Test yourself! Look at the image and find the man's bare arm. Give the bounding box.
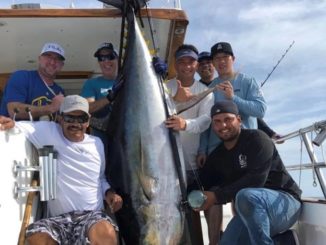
[7,94,64,119]
[86,97,110,114]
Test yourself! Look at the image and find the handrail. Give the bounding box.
[286,162,326,171]
[274,119,326,198]
[274,120,326,143]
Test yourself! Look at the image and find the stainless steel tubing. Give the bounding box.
[38,147,49,201]
[44,145,54,200]
[52,151,58,199]
[13,182,41,199]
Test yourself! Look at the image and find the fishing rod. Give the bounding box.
[261,40,295,87]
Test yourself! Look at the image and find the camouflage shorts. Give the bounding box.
[26,210,118,245]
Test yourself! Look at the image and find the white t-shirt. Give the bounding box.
[166,79,213,170]
[16,121,110,217]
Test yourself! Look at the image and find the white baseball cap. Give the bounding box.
[60,95,89,114]
[40,42,65,60]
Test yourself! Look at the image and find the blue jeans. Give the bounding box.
[220,188,301,245]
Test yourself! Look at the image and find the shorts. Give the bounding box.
[26,210,118,245]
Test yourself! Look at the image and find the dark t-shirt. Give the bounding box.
[197,129,301,204]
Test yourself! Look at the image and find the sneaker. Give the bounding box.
[272,229,299,245]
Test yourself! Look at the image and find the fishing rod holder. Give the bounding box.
[312,120,326,146]
[13,145,58,201]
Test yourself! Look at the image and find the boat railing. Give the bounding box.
[274,119,326,198]
[13,146,58,201]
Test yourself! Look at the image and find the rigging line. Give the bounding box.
[144,1,157,53]
[117,0,127,73]
[130,0,145,28]
[261,40,295,87]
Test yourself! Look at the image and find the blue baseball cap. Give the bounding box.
[198,51,212,62]
[175,48,198,61]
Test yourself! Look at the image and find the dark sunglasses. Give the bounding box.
[62,114,89,124]
[97,54,117,62]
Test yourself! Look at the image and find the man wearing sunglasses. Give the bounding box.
[0,95,123,244]
[81,42,119,148]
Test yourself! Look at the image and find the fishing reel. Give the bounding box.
[187,190,207,209]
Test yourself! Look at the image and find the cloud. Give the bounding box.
[181,0,326,168]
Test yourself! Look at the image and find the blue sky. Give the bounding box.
[1,0,325,194]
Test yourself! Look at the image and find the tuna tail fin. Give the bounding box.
[98,0,150,10]
[175,85,217,114]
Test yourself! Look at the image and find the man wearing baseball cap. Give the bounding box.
[80,42,119,148]
[196,51,223,245]
[198,41,267,161]
[0,95,123,244]
[165,44,213,176]
[191,100,302,245]
[0,42,65,121]
[210,41,266,128]
[197,51,215,87]
[165,44,214,243]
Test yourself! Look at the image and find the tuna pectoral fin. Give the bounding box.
[175,85,217,114]
[138,170,157,202]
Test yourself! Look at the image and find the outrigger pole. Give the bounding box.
[261,40,295,87]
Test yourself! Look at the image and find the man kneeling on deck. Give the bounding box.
[189,100,302,245]
[0,95,122,245]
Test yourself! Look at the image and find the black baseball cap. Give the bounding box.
[211,42,234,57]
[94,42,118,58]
[211,100,239,117]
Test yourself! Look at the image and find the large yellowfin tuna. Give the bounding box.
[103,2,185,244]
[100,1,216,244]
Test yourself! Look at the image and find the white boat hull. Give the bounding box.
[0,129,38,243]
[296,201,326,245]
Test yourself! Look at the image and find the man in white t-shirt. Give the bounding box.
[0,95,122,245]
[165,44,214,182]
[165,44,214,244]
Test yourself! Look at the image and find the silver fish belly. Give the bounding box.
[106,12,184,245]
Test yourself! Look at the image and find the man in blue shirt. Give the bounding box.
[80,42,118,149]
[0,42,65,121]
[198,42,267,164]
